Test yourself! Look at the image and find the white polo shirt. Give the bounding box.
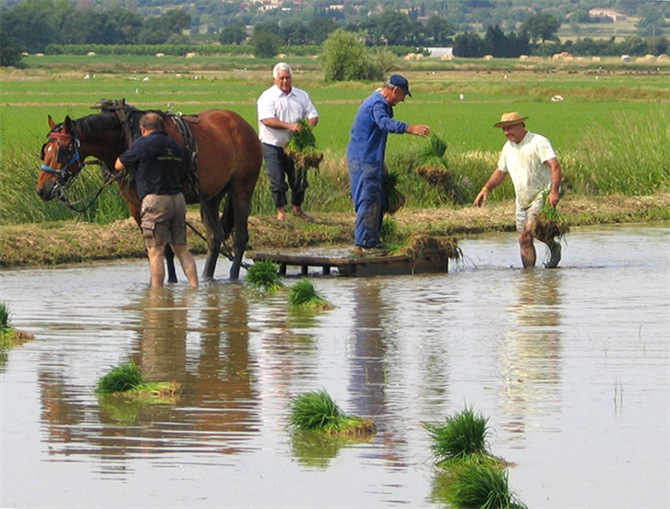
[498,131,557,208]
[257,85,319,148]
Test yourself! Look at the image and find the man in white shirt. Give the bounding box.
[257,62,319,221]
[474,112,563,269]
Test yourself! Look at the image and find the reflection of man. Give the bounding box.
[114,113,198,287]
[257,62,319,222]
[474,112,563,269]
[347,75,430,256]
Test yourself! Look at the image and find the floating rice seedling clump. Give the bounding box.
[246,259,284,292]
[288,278,333,310]
[289,390,377,436]
[0,302,34,348]
[447,464,527,509]
[382,170,405,215]
[532,189,570,245]
[424,406,494,465]
[96,361,179,399]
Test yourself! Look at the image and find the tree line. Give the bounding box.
[1,0,668,67]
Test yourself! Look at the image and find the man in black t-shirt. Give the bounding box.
[114,113,198,287]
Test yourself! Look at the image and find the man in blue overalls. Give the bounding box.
[346,75,431,256]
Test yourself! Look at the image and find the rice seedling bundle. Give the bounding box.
[289,390,377,436]
[424,406,491,463]
[401,235,462,261]
[382,170,405,214]
[0,303,10,330]
[288,278,332,310]
[532,190,570,244]
[447,464,527,509]
[96,361,178,398]
[285,119,324,172]
[245,259,284,292]
[0,302,35,347]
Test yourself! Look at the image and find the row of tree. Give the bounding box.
[1,0,668,67]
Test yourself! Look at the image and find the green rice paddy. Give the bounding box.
[1,57,668,226]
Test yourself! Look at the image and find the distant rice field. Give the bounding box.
[1,61,668,225]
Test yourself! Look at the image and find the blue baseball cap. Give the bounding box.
[388,74,412,97]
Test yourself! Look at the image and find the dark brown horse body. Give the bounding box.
[36,102,262,280]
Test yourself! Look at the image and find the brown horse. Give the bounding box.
[36,101,262,281]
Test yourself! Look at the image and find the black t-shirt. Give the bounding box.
[119,130,184,201]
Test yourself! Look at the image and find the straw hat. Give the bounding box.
[493,112,528,128]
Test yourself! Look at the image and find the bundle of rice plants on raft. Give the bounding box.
[289,390,377,436]
[400,235,462,262]
[96,361,179,399]
[383,170,405,215]
[446,464,527,509]
[285,119,323,171]
[532,190,570,245]
[424,406,497,466]
[246,259,284,292]
[288,278,333,310]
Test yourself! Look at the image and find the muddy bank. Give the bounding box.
[1,193,668,268]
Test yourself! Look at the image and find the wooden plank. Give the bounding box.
[249,249,448,277]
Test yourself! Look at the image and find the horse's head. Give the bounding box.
[36,115,83,201]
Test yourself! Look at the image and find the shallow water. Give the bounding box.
[1,224,668,508]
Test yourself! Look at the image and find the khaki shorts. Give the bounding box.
[515,195,544,232]
[140,193,187,248]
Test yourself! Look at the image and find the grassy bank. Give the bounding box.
[1,193,667,268]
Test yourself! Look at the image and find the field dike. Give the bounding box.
[1,193,668,268]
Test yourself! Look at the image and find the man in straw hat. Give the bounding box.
[474,112,563,268]
[347,74,431,256]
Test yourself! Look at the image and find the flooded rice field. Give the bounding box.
[1,223,668,508]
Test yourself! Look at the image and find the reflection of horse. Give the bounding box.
[36,100,262,280]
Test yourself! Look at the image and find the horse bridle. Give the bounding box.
[40,129,83,193]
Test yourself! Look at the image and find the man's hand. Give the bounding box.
[406,124,431,137]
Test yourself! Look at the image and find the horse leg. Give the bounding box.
[165,245,178,283]
[223,188,252,281]
[200,196,224,280]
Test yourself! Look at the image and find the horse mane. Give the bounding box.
[75,111,124,135]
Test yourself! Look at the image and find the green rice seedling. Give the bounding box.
[286,118,323,170]
[532,189,570,245]
[0,303,10,330]
[424,406,492,465]
[447,464,527,509]
[418,134,449,169]
[0,303,34,348]
[289,389,377,436]
[96,361,145,394]
[245,259,284,292]
[383,170,406,214]
[96,361,178,398]
[288,278,332,310]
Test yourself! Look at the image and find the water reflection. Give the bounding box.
[500,270,563,440]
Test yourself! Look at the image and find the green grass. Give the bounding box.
[245,259,284,292]
[446,464,527,509]
[96,360,176,397]
[2,68,668,225]
[0,303,9,330]
[424,405,492,465]
[289,390,376,436]
[288,278,332,309]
